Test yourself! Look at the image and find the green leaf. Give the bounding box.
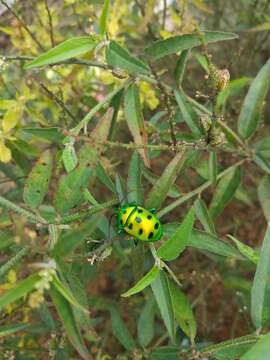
[254,137,270,158]
[164,224,243,259]
[194,198,215,234]
[109,307,136,352]
[127,151,143,204]
[228,235,259,264]
[145,150,186,209]
[22,127,65,142]
[216,77,251,110]
[124,84,149,167]
[49,283,91,360]
[106,41,150,75]
[145,31,238,61]
[149,346,179,360]
[201,334,260,360]
[253,154,270,174]
[96,162,115,193]
[143,167,181,198]
[137,297,156,348]
[151,271,175,343]
[209,167,241,219]
[251,223,270,328]
[0,323,29,338]
[174,50,189,87]
[238,58,270,139]
[209,152,217,185]
[258,175,270,220]
[174,89,202,136]
[0,273,40,312]
[115,173,127,204]
[23,150,53,209]
[169,281,196,342]
[25,36,98,69]
[157,207,195,261]
[52,275,89,314]
[241,333,270,360]
[99,0,110,35]
[122,265,159,297]
[62,144,78,173]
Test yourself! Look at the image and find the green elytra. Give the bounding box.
[116,203,163,242]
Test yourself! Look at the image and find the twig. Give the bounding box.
[39,82,78,125]
[0,0,45,51]
[44,0,55,47]
[157,159,246,218]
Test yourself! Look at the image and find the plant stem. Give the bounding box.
[70,82,128,135]
[0,195,48,224]
[157,159,246,218]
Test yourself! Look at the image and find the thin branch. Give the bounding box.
[44,0,55,47]
[39,82,78,125]
[162,0,167,30]
[0,0,45,51]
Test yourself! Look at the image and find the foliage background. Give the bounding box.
[0,0,270,359]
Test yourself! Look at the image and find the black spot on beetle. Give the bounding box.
[120,220,123,225]
[147,215,152,220]
[135,217,142,223]
[148,232,154,239]
[139,228,143,235]
[128,223,133,230]
[138,209,143,213]
[154,222,159,229]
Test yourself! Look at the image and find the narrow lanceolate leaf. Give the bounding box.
[174,89,202,136]
[122,265,159,297]
[23,150,53,209]
[194,198,215,234]
[201,334,260,360]
[251,223,270,328]
[96,162,115,193]
[164,224,243,259]
[216,77,251,110]
[25,36,98,69]
[258,176,270,220]
[50,283,92,360]
[145,31,238,61]
[169,281,196,342]
[106,41,150,75]
[241,333,270,360]
[52,276,89,314]
[174,50,189,87]
[157,207,195,261]
[124,84,149,167]
[127,151,143,204]
[209,167,241,219]
[137,297,156,348]
[145,150,186,209]
[99,0,110,35]
[228,235,259,264]
[143,168,181,198]
[151,271,175,343]
[253,154,270,174]
[0,323,29,338]
[22,127,65,142]
[109,307,136,352]
[209,152,217,185]
[0,274,40,312]
[238,58,270,139]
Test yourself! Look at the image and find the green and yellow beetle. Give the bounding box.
[116,203,163,242]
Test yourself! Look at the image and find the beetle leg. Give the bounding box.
[148,208,156,214]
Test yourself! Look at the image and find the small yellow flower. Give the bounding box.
[139,81,159,110]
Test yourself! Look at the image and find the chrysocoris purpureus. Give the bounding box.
[116,203,163,242]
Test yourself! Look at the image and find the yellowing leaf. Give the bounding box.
[0,141,12,163]
[2,107,22,133]
[0,100,17,110]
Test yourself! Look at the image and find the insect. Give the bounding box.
[116,203,163,242]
